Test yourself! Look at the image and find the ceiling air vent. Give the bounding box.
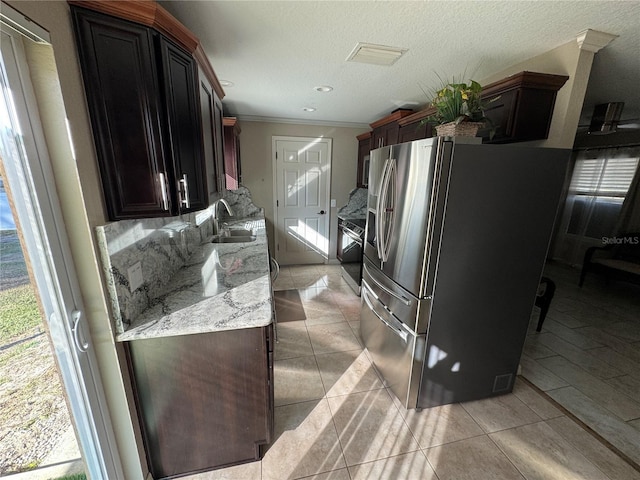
[346,42,408,66]
[588,102,624,134]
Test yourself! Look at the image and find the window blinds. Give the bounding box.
[570,156,639,197]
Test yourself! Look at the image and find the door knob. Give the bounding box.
[317,210,326,215]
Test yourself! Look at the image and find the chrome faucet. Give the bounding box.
[212,198,234,234]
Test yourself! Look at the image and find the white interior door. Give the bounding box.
[0,22,123,479]
[273,136,331,265]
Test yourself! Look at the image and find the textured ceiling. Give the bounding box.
[160,1,640,128]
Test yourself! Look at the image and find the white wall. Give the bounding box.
[238,120,369,261]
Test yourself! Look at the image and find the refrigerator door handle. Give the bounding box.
[380,158,396,263]
[363,263,411,306]
[362,280,409,344]
[375,158,390,260]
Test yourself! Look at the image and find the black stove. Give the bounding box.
[337,217,366,295]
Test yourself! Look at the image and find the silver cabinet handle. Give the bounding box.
[71,310,89,353]
[180,174,190,208]
[159,173,169,211]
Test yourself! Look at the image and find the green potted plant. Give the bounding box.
[423,77,495,137]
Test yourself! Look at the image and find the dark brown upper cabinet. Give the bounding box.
[223,117,241,191]
[398,116,433,143]
[197,66,225,204]
[158,37,208,212]
[370,109,414,149]
[71,6,210,220]
[479,71,569,143]
[356,132,371,188]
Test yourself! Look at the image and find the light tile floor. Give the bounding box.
[523,261,640,467]
[185,263,640,480]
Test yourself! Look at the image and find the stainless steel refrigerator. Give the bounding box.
[360,137,569,410]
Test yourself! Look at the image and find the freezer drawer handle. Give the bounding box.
[362,281,409,343]
[363,264,411,306]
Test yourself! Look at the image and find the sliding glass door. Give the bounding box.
[1,21,123,480]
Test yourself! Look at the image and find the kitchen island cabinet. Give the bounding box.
[126,325,274,479]
[102,214,276,478]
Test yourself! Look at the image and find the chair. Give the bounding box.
[534,276,555,332]
[579,233,640,287]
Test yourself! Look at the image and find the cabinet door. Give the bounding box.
[480,89,519,143]
[213,94,226,193]
[158,37,207,212]
[356,136,371,188]
[372,122,400,148]
[223,124,240,190]
[127,327,271,478]
[71,7,171,219]
[398,121,432,143]
[197,67,220,203]
[385,122,400,146]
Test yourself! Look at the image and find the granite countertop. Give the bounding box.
[337,187,367,221]
[116,216,272,341]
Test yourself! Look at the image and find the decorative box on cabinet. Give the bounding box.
[70,1,226,219]
[126,325,274,479]
[223,117,242,190]
[479,71,569,143]
[369,109,414,148]
[356,132,371,188]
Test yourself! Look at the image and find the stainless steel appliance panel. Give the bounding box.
[364,145,391,266]
[362,258,431,333]
[366,145,391,210]
[360,276,425,409]
[376,140,438,297]
[417,143,570,408]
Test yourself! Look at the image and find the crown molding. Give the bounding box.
[235,115,369,129]
[576,29,618,53]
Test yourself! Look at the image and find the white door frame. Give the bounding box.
[0,22,124,480]
[272,135,332,265]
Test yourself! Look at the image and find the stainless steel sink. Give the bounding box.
[211,235,256,244]
[227,228,254,236]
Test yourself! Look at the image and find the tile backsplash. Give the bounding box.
[96,186,261,335]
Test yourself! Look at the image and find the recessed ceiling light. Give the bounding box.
[346,42,408,66]
[303,107,316,112]
[219,79,234,87]
[314,85,333,92]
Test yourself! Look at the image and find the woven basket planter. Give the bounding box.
[435,121,484,137]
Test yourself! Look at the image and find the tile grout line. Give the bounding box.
[519,376,640,473]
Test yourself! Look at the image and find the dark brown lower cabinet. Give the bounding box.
[126,325,274,479]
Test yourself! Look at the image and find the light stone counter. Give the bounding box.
[116,217,272,341]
